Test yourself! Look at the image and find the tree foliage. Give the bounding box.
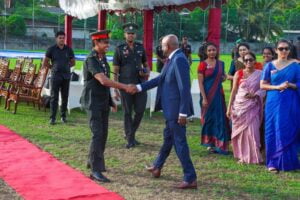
[40,0,59,7]
[14,6,59,23]
[0,16,6,35]
[6,14,26,36]
[224,0,287,42]
[0,0,299,41]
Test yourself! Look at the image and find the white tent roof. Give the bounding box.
[59,0,202,19]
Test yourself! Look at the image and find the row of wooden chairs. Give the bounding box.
[0,59,13,106]
[0,58,49,114]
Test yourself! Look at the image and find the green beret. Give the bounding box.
[122,23,138,34]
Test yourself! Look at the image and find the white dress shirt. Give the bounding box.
[137,48,187,118]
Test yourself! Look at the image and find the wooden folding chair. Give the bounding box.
[6,63,37,113]
[7,66,49,114]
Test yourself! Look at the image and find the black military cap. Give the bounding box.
[122,23,138,34]
[90,30,111,40]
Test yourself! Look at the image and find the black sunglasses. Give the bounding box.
[244,58,255,63]
[277,47,290,51]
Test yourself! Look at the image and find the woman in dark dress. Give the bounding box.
[197,42,230,154]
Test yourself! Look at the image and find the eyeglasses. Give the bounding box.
[277,47,290,51]
[244,58,255,63]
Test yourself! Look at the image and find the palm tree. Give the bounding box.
[227,0,284,42]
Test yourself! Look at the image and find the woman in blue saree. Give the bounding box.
[197,42,230,154]
[260,39,300,173]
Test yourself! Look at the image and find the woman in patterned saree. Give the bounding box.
[260,39,300,173]
[227,52,265,164]
[197,42,230,154]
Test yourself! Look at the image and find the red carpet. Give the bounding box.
[0,125,124,200]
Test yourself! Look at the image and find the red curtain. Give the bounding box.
[64,15,73,47]
[98,10,107,30]
[206,8,222,49]
[143,10,154,70]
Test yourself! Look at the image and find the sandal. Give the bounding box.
[207,147,216,153]
[268,167,279,174]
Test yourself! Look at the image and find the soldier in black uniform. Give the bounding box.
[43,31,75,125]
[180,36,192,66]
[80,30,130,182]
[155,37,166,73]
[113,23,150,149]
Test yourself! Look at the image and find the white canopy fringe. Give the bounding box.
[59,0,201,19]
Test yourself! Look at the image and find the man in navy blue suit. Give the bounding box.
[128,34,197,189]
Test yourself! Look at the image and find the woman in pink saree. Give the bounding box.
[227,52,265,164]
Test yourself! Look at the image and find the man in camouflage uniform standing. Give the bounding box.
[113,23,150,149]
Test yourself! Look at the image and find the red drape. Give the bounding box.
[65,15,73,47]
[98,10,107,30]
[206,8,222,49]
[143,10,154,70]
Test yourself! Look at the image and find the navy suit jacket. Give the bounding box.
[141,49,194,120]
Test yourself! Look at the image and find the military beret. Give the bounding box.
[90,30,111,40]
[122,23,138,33]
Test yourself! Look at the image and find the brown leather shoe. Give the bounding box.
[146,166,161,178]
[174,180,197,189]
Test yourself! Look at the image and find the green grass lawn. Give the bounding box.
[1,53,300,199]
[3,52,298,199]
[0,103,299,200]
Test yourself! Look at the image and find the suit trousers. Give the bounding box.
[153,120,197,183]
[50,76,70,119]
[120,90,147,143]
[87,107,109,172]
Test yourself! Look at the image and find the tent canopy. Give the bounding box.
[59,0,226,19]
[61,0,225,69]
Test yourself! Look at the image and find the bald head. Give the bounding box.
[163,34,179,48]
[162,34,179,56]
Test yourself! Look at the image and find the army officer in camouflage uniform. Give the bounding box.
[80,30,130,182]
[113,23,150,149]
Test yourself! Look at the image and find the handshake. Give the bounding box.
[125,84,139,94]
[114,84,139,101]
